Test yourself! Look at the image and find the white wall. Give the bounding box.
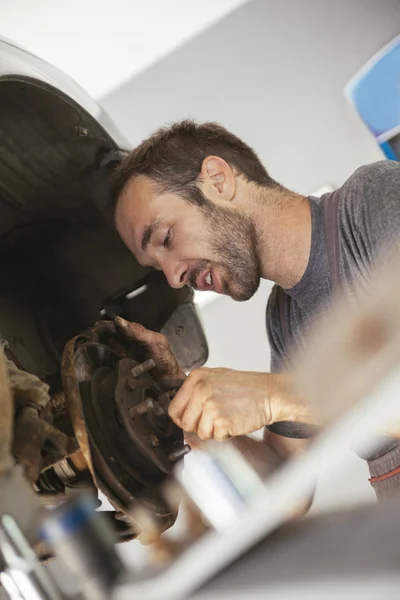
[0,0,249,98]
[100,0,400,512]
[100,0,400,378]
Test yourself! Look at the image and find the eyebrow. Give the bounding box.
[140,219,162,251]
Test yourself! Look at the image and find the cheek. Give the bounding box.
[174,230,208,256]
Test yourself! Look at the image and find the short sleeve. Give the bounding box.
[342,160,400,269]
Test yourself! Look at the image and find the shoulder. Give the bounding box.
[345,160,399,185]
[340,160,400,254]
[340,160,400,210]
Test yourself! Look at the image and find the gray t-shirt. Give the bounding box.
[266,160,400,488]
[267,160,400,372]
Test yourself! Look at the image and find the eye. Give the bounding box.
[163,228,172,248]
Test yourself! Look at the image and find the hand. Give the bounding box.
[168,368,272,442]
[113,317,185,381]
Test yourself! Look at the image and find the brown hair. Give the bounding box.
[108,120,278,220]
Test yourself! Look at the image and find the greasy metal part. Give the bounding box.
[53,460,76,483]
[35,450,94,499]
[0,348,14,475]
[62,336,95,478]
[130,359,156,378]
[12,406,75,484]
[61,337,140,541]
[2,346,79,490]
[61,334,188,538]
[4,352,50,412]
[0,348,52,563]
[168,445,191,463]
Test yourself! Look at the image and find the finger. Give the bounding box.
[180,394,205,433]
[168,374,200,426]
[213,419,231,442]
[197,408,215,441]
[114,318,151,344]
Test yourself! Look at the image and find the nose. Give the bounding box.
[162,261,188,289]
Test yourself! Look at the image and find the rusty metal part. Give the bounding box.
[5,353,50,410]
[62,336,95,477]
[35,449,96,503]
[114,357,184,473]
[44,391,68,423]
[168,444,191,463]
[2,347,79,489]
[12,405,76,483]
[69,449,88,472]
[0,348,14,474]
[61,334,188,539]
[130,359,156,378]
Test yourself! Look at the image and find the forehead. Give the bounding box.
[115,175,192,254]
[116,175,199,225]
[114,176,156,251]
[118,175,157,218]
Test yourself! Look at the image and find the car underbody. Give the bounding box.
[0,76,208,551]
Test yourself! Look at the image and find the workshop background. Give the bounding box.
[2,0,400,555]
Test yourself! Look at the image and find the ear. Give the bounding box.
[199,156,236,203]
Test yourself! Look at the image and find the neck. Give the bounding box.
[251,187,312,289]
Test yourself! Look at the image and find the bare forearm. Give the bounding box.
[265,372,316,426]
[231,435,282,478]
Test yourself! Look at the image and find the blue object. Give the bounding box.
[345,35,400,159]
[40,494,97,541]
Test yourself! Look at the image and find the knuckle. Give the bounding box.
[168,403,178,419]
[188,369,201,381]
[204,399,219,416]
[154,332,169,349]
[182,420,194,433]
[195,378,208,392]
[214,417,229,431]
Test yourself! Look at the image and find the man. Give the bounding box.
[109,120,400,499]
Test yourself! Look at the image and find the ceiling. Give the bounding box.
[0,0,249,99]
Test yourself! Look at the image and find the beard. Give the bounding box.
[189,201,261,302]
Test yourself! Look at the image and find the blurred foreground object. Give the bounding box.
[295,250,400,440]
[0,515,63,600]
[346,34,400,160]
[42,493,124,600]
[112,251,400,600]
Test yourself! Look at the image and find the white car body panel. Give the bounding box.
[0,36,130,149]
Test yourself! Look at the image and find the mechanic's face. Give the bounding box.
[115,168,261,302]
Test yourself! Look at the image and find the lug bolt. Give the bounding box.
[128,398,154,417]
[168,444,191,462]
[131,359,156,377]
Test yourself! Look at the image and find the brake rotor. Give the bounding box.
[62,334,186,535]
